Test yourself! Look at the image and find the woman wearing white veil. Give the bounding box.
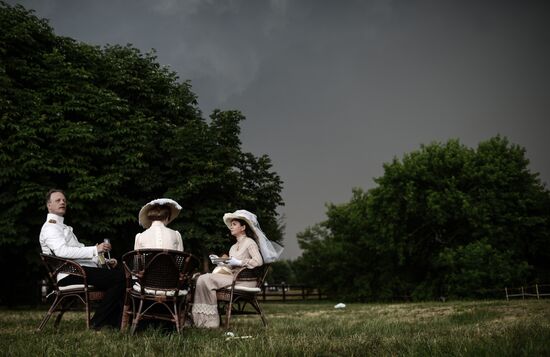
[191,209,283,328]
[227,210,284,263]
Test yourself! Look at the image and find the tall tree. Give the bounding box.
[0,2,283,305]
[297,137,550,300]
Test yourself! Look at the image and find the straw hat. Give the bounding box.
[222,210,259,237]
[138,198,182,228]
[223,209,284,263]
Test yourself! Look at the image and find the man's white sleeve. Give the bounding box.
[41,224,96,259]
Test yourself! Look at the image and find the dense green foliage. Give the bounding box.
[295,137,550,300]
[2,300,550,356]
[0,2,283,305]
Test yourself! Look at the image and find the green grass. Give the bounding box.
[1,300,550,356]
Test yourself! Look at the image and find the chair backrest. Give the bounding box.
[236,264,271,289]
[40,253,86,288]
[141,252,181,289]
[122,249,199,292]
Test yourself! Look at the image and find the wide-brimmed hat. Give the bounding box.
[138,198,182,228]
[222,209,259,237]
[223,209,284,263]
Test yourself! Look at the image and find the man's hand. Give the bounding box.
[97,242,111,253]
[106,258,118,269]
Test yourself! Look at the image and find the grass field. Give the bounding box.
[1,299,549,356]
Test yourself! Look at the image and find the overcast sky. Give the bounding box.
[9,0,550,259]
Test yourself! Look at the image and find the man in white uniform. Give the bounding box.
[39,189,125,330]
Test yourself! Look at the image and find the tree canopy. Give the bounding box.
[295,137,550,300]
[0,2,283,305]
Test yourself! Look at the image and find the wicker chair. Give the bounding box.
[216,264,270,329]
[120,249,199,334]
[37,253,106,331]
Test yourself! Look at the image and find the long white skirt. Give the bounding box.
[191,272,255,328]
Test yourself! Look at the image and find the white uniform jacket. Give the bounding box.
[39,213,99,280]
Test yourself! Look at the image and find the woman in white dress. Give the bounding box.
[191,210,266,328]
[134,198,183,251]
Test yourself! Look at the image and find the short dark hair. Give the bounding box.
[45,188,65,204]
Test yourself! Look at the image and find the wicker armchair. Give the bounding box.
[37,253,106,331]
[216,264,270,328]
[120,249,200,334]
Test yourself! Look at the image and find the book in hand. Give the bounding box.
[209,254,229,265]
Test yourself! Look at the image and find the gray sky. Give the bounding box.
[10,0,550,259]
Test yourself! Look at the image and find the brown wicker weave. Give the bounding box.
[120,249,199,334]
[216,264,270,329]
[37,254,106,331]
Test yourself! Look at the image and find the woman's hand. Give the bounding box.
[227,257,243,266]
[209,254,219,263]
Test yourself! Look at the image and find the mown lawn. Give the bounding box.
[1,299,549,356]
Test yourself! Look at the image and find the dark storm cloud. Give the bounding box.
[9,0,550,259]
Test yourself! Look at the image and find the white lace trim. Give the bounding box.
[192,303,218,315]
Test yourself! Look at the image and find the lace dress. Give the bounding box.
[192,236,263,328]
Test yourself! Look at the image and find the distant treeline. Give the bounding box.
[270,137,550,301]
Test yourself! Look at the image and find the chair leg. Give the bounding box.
[224,300,233,329]
[120,292,132,332]
[54,298,76,328]
[130,299,145,335]
[243,297,267,328]
[173,300,180,333]
[84,293,91,329]
[37,311,53,332]
[37,295,62,331]
[181,299,191,329]
[251,299,268,327]
[178,301,185,331]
